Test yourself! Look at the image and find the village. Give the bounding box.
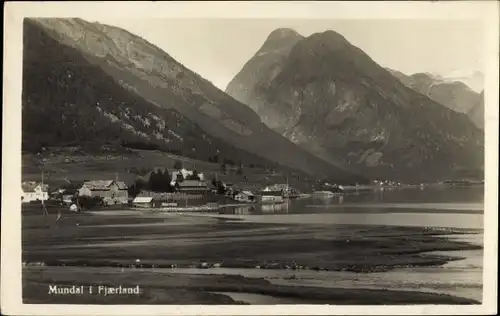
[22,155,478,214]
[20,159,313,213]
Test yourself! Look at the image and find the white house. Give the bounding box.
[21,182,49,203]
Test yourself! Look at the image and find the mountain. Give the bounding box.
[22,18,366,184]
[441,70,484,93]
[226,29,484,182]
[226,28,304,119]
[387,69,484,128]
[467,91,485,129]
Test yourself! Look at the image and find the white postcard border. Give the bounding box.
[2,1,498,315]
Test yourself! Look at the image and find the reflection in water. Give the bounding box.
[221,187,484,217]
[221,201,291,215]
[233,206,254,215]
[260,201,290,213]
[312,194,344,205]
[209,186,484,303]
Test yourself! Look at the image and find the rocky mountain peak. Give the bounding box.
[257,28,304,55]
[266,28,302,41]
[226,28,484,181]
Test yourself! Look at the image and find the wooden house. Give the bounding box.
[175,180,209,195]
[78,180,128,205]
[132,196,154,208]
[234,191,255,203]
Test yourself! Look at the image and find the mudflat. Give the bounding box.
[24,266,478,304]
[22,208,482,304]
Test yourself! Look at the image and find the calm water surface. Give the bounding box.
[218,186,484,229]
[204,186,485,303]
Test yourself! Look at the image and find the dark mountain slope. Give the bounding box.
[226,29,484,181]
[467,91,485,129]
[22,20,274,170]
[23,19,365,183]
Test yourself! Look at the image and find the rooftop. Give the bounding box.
[238,190,254,196]
[22,182,49,192]
[132,196,153,203]
[83,180,128,190]
[178,180,208,187]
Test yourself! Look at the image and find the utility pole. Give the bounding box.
[41,170,48,216]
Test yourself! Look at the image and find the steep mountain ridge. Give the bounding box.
[23,18,365,183]
[467,91,485,129]
[22,19,272,169]
[226,29,484,181]
[226,28,304,126]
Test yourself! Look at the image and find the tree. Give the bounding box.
[161,170,172,192]
[128,184,141,197]
[216,181,226,195]
[187,170,201,181]
[173,160,183,170]
[175,172,184,183]
[148,170,165,192]
[77,196,104,210]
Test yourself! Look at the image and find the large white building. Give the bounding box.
[21,182,49,203]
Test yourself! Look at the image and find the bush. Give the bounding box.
[77,196,104,210]
[186,170,201,180]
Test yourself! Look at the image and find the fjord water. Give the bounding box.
[221,186,484,229]
[208,186,484,303]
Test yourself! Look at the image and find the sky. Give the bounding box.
[97,18,484,91]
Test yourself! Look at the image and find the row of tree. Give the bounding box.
[127,167,202,197]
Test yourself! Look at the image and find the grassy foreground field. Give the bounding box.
[22,208,482,304]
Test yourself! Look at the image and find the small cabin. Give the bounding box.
[234,191,255,203]
[132,196,154,208]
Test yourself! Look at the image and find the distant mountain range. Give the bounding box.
[226,28,484,181]
[22,18,366,184]
[467,91,485,130]
[439,70,484,94]
[386,69,484,129]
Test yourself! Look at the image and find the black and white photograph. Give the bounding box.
[2,1,498,315]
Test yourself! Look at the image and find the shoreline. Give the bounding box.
[23,266,480,305]
[22,202,484,305]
